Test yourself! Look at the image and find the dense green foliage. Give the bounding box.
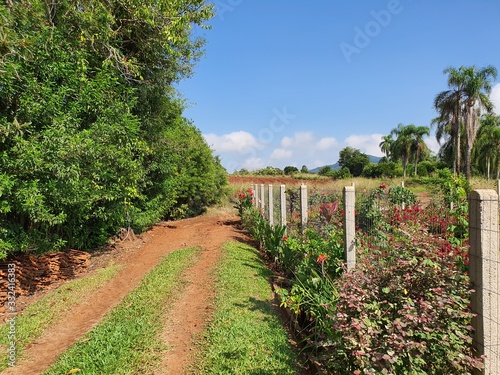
[283,165,299,175]
[0,1,226,258]
[338,146,370,177]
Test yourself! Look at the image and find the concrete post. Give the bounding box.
[300,184,308,230]
[401,180,405,210]
[343,186,356,271]
[253,184,259,208]
[260,184,265,212]
[469,189,500,375]
[280,184,286,227]
[268,184,274,226]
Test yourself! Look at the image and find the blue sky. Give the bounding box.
[176,0,500,172]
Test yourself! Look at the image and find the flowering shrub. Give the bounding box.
[233,188,254,217]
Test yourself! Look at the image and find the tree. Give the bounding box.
[379,135,394,159]
[411,125,430,176]
[435,65,498,179]
[338,147,370,177]
[0,1,225,257]
[390,124,414,179]
[300,165,309,173]
[473,114,500,179]
[432,78,464,174]
[284,166,299,175]
[460,65,498,179]
[318,165,334,176]
[389,124,430,178]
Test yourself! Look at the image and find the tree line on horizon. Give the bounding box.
[238,64,499,181]
[0,1,226,258]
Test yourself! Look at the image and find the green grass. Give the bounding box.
[43,247,199,375]
[193,241,301,375]
[0,263,122,370]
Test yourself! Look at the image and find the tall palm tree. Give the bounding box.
[411,125,430,176]
[390,124,412,179]
[461,65,498,179]
[437,65,497,179]
[379,134,394,159]
[473,114,500,179]
[432,80,464,174]
[390,124,431,178]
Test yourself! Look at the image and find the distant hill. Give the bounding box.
[310,155,382,173]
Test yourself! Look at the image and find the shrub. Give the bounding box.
[332,166,352,180]
[322,228,482,374]
[387,186,417,206]
[233,188,254,218]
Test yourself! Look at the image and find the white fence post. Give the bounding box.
[343,185,356,271]
[280,184,286,227]
[254,183,260,207]
[300,184,308,231]
[251,184,257,206]
[259,184,265,212]
[469,189,500,374]
[401,180,406,210]
[268,184,274,226]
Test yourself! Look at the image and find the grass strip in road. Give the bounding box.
[0,263,122,370]
[194,241,301,375]
[43,247,198,375]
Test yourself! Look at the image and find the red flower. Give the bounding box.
[380,183,387,190]
[317,254,327,263]
[282,235,288,242]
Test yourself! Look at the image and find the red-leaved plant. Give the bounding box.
[321,225,482,374]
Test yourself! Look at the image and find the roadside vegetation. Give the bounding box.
[0,1,226,259]
[193,241,302,375]
[235,173,483,374]
[43,248,198,375]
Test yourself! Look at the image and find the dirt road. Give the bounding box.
[3,209,247,375]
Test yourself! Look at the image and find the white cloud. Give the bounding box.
[203,131,260,153]
[270,148,293,160]
[491,83,500,115]
[280,132,337,152]
[344,134,384,156]
[280,131,315,148]
[242,157,265,170]
[424,135,440,156]
[316,137,338,150]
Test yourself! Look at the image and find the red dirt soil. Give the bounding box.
[229,175,332,186]
[2,209,249,375]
